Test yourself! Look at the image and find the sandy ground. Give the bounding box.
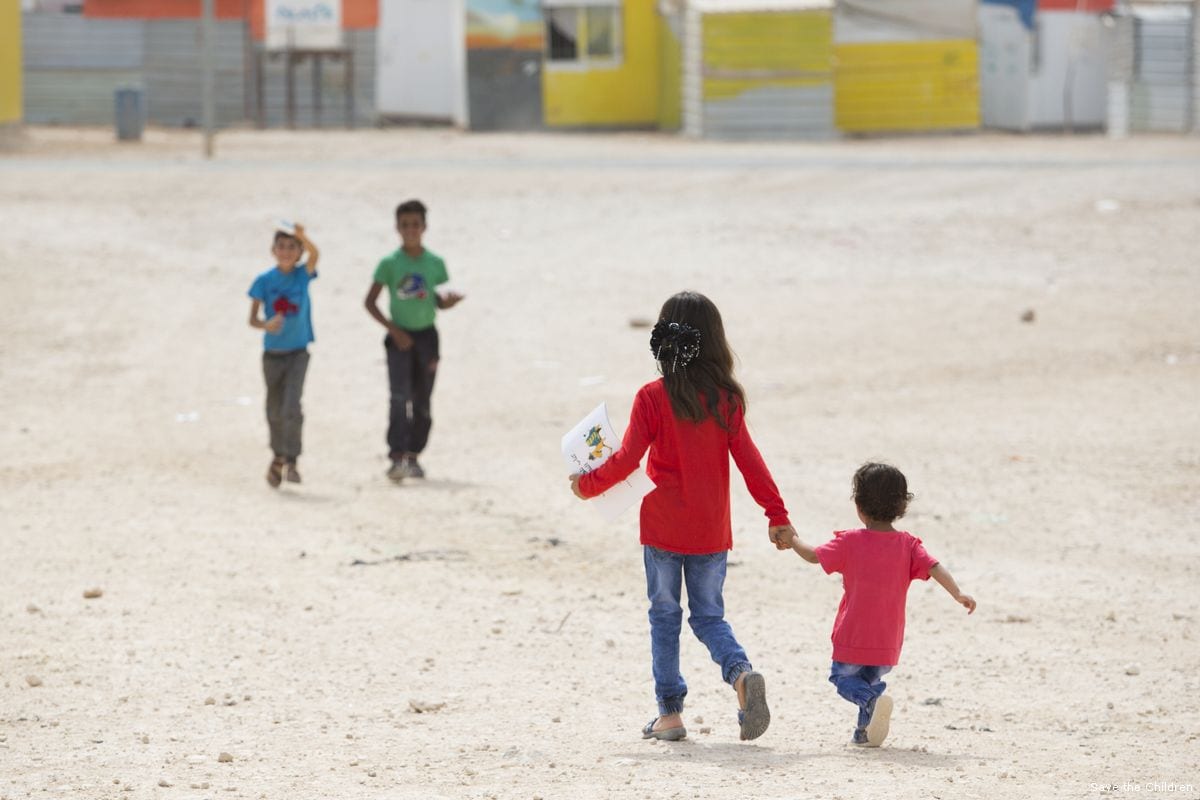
[1,126,1198,800]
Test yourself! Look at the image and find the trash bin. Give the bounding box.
[114,87,145,142]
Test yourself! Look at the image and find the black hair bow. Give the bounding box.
[650,321,702,372]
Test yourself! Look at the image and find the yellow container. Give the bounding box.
[834,39,979,132]
[543,0,662,127]
[0,0,22,125]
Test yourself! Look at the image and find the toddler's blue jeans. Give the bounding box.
[830,661,892,730]
[643,545,752,717]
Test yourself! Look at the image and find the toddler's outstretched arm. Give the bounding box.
[930,563,976,613]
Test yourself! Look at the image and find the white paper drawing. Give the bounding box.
[561,402,655,522]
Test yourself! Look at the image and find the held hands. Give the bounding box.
[768,524,797,551]
[568,473,586,500]
[768,525,819,563]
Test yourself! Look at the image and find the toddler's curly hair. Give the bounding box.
[852,462,913,523]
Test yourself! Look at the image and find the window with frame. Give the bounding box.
[544,1,623,65]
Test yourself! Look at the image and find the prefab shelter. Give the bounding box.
[465,0,544,130]
[23,0,377,127]
[376,0,467,125]
[979,0,1112,131]
[833,0,980,132]
[541,0,665,128]
[681,0,835,140]
[1,0,21,127]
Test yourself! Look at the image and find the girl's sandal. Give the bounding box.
[641,718,687,741]
[737,671,771,741]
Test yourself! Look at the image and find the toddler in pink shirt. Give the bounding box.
[775,463,976,747]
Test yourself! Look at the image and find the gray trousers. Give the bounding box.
[262,349,309,461]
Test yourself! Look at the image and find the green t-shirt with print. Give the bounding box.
[372,248,449,331]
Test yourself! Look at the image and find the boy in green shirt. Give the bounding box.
[364,200,464,482]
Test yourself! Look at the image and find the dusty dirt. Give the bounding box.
[1,127,1198,799]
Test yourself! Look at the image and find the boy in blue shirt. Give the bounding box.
[364,200,464,482]
[247,223,320,487]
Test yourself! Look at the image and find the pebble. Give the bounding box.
[25,675,42,687]
[158,778,172,787]
[409,699,446,714]
[699,726,712,735]
[83,588,104,599]
[1125,664,1141,676]
[693,716,704,724]
[628,317,653,329]
[141,735,150,744]
[1020,309,1036,323]
[204,697,216,705]
[218,752,233,763]
[190,783,210,790]
[26,604,40,614]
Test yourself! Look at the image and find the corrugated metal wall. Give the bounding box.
[144,20,246,127]
[699,10,834,140]
[834,39,980,132]
[1131,7,1192,132]
[684,8,834,140]
[833,0,980,133]
[23,14,145,125]
[22,12,376,127]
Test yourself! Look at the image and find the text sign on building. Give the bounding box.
[265,0,343,51]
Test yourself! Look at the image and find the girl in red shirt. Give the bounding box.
[570,291,795,742]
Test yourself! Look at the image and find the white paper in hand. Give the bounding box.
[562,402,655,522]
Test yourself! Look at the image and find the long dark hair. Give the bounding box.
[654,291,746,429]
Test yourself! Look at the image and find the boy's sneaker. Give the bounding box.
[387,460,406,483]
[404,456,425,479]
[863,695,893,747]
[266,458,284,488]
[285,463,301,484]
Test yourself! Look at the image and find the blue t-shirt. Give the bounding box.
[248,265,316,352]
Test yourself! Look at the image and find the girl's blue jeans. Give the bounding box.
[830,661,892,730]
[643,545,752,717]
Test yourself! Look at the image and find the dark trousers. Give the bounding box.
[262,348,309,461]
[385,328,439,458]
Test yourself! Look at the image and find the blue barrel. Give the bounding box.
[114,88,145,142]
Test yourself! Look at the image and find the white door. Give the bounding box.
[376,0,466,124]
[978,3,1032,131]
